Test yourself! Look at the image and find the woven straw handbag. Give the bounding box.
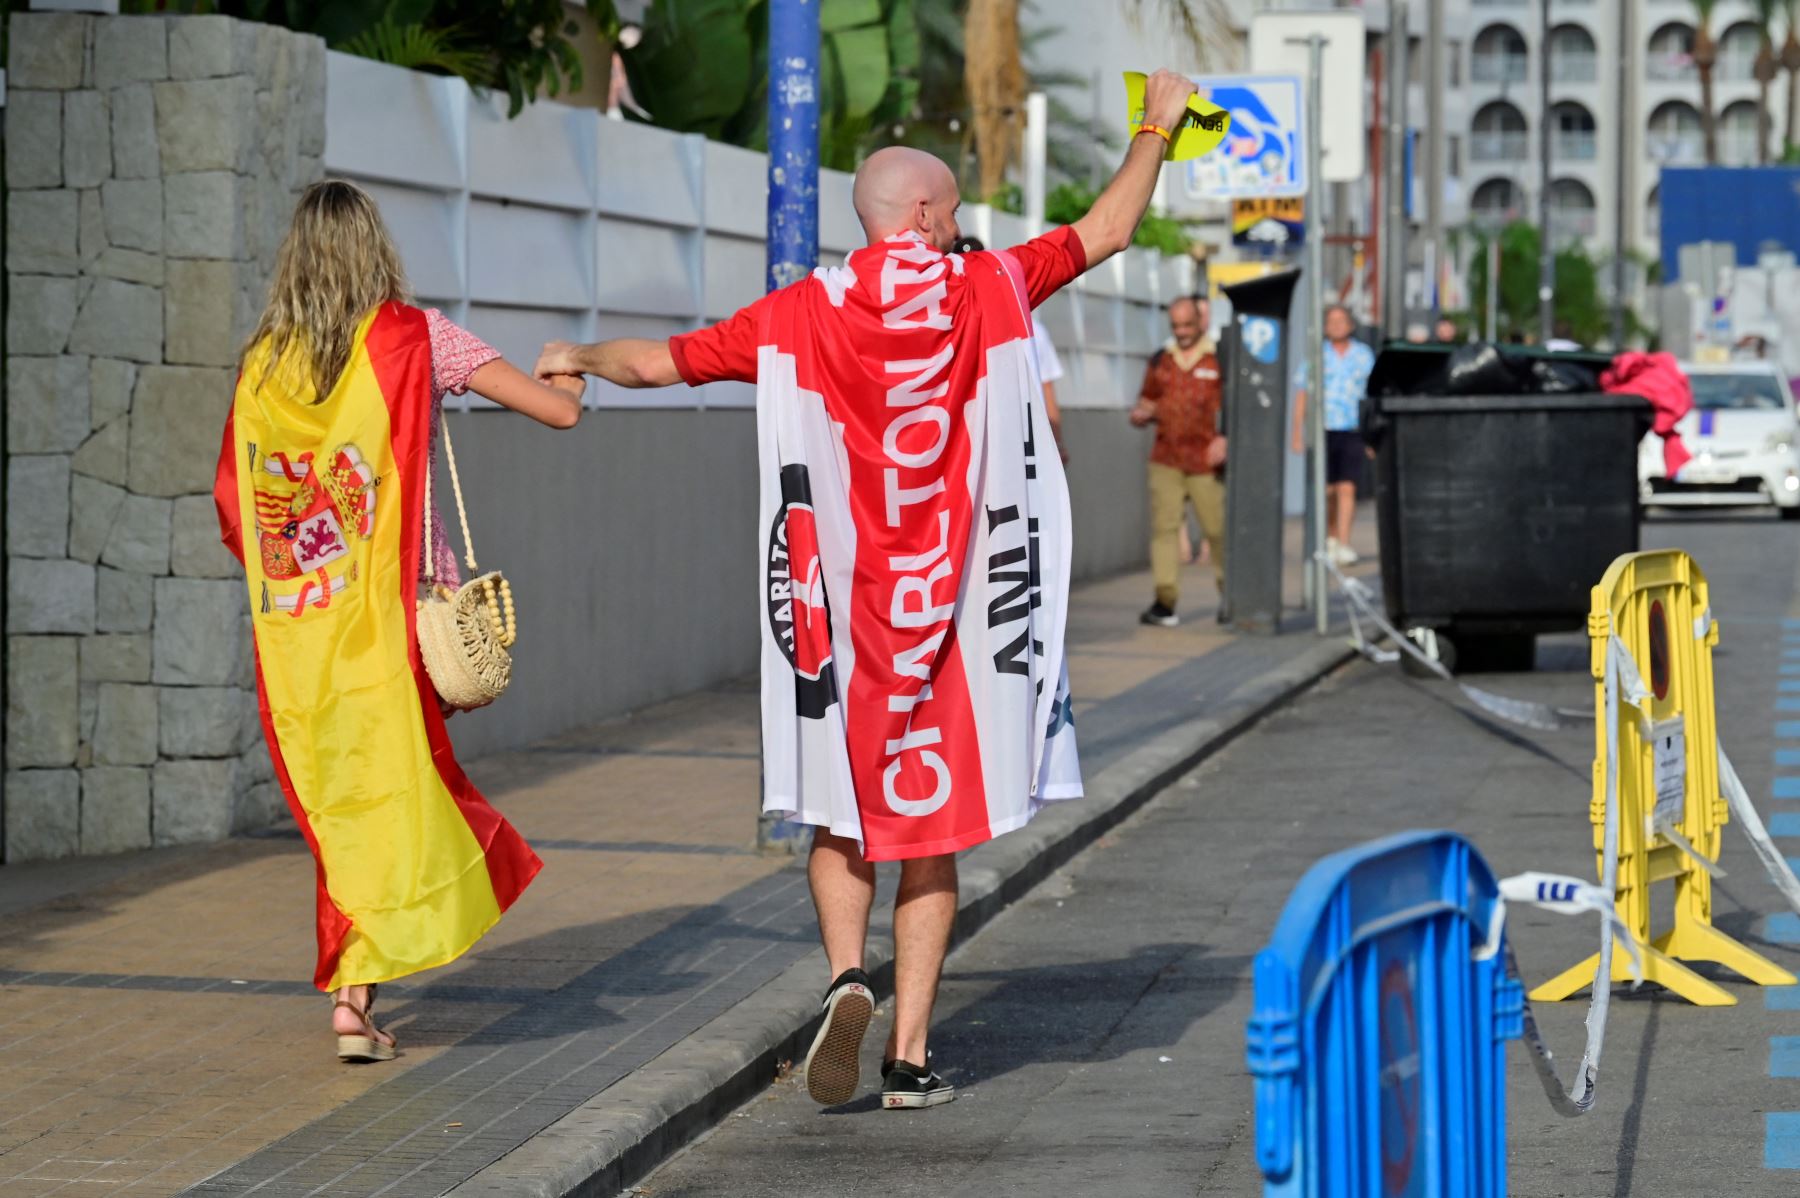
[417,419,516,711]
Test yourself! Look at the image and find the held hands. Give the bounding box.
[1140,70,1199,137]
[1128,398,1157,427]
[534,340,583,381]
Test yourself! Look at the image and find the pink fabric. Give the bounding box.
[1602,351,1692,479]
[421,309,501,586]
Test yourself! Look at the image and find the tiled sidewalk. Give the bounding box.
[0,536,1364,1197]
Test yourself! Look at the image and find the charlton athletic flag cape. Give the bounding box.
[672,228,1088,861]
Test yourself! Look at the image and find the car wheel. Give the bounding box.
[1782,505,1800,521]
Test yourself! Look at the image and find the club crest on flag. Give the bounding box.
[767,463,838,719]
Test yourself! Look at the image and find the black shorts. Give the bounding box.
[1325,431,1364,486]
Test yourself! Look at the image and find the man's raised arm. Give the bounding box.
[1070,69,1198,269]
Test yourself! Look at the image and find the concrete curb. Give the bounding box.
[450,637,1354,1197]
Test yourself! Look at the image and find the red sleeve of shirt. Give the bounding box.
[1139,357,1163,401]
[669,297,769,386]
[1005,225,1089,309]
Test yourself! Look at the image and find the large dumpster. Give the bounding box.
[1364,344,1650,672]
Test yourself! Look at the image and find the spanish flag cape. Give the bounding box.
[213,302,540,991]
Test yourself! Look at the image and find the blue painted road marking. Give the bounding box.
[1779,722,1800,738]
[1780,697,1800,712]
[1770,813,1800,837]
[1769,987,1800,1012]
[1770,913,1800,944]
[1777,749,1800,767]
[1774,1038,1800,1078]
[1768,1115,1800,1169]
[1776,778,1800,798]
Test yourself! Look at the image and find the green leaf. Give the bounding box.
[624,0,757,133]
[829,25,891,119]
[822,0,884,32]
[887,0,922,70]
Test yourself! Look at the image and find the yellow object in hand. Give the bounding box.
[1124,72,1232,161]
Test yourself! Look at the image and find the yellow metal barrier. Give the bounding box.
[1532,549,1797,1007]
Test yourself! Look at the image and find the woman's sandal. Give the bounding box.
[334,983,397,1063]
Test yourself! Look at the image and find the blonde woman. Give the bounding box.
[212,180,583,1061]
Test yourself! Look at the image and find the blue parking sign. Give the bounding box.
[1184,75,1306,200]
[1242,316,1280,365]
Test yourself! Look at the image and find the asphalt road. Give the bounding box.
[633,515,1800,1198]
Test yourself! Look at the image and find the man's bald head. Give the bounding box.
[1168,295,1207,349]
[853,146,962,250]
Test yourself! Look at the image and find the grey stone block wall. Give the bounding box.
[4,12,324,862]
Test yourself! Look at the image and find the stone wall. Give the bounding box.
[3,12,324,861]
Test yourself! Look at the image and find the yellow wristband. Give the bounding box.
[1136,123,1173,145]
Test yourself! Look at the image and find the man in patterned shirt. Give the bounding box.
[1291,303,1376,565]
[1131,295,1226,627]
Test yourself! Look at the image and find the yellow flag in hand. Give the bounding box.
[1124,72,1231,161]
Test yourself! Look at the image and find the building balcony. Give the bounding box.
[1647,136,1706,165]
[1551,55,1598,83]
[1472,56,1530,84]
[1550,208,1599,237]
[1471,130,1531,161]
[1555,132,1598,160]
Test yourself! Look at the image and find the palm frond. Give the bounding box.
[340,18,493,88]
[1121,0,1235,68]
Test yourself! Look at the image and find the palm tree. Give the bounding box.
[1754,0,1782,163]
[1692,0,1722,163]
[964,0,1026,200]
[1783,0,1800,156]
[962,0,1227,202]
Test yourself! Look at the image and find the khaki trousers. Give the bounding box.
[1148,461,1226,610]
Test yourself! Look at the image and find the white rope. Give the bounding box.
[1719,743,1800,916]
[1321,555,1585,732]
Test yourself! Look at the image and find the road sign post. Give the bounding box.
[1252,11,1367,636]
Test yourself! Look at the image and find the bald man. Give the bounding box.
[536,69,1200,1113]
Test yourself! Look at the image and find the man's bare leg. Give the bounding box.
[809,830,876,976]
[886,853,958,1066]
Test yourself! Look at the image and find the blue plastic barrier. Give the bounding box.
[1247,831,1524,1197]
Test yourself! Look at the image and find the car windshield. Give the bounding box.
[1687,371,1788,410]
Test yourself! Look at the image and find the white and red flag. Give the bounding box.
[672,229,1087,860]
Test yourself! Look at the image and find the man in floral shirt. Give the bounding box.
[1130,295,1227,627]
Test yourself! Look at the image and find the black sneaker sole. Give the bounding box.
[882,1084,956,1109]
[803,982,873,1105]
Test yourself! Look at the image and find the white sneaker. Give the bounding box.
[1333,542,1360,566]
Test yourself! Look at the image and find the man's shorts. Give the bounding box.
[1325,430,1365,487]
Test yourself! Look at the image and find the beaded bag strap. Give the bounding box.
[422,419,481,585]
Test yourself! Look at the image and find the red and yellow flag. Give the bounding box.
[213,303,539,990]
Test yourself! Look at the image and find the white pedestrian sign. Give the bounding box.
[1182,75,1305,201]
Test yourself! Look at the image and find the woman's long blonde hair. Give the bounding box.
[243,179,411,397]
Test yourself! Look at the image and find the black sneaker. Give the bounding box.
[803,968,873,1105]
[881,1057,956,1109]
[1139,602,1179,627]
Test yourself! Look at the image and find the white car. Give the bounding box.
[1639,359,1800,518]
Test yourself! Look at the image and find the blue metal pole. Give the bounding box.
[766,0,821,292]
[759,1,821,853]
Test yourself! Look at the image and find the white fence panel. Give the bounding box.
[322,51,1174,411]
